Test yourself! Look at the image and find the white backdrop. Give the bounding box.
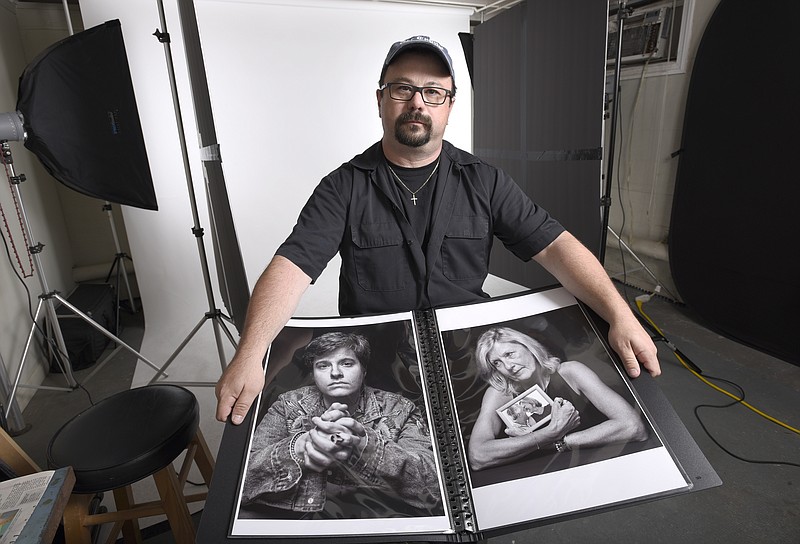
[76,0,473,386]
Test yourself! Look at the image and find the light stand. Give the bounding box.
[56,5,138,332]
[0,140,167,420]
[102,201,137,333]
[600,0,679,302]
[146,0,238,387]
[599,0,630,264]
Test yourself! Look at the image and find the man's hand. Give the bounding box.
[608,316,661,378]
[215,356,265,424]
[215,255,311,424]
[532,232,662,379]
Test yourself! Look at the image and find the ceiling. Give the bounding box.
[17,0,526,24]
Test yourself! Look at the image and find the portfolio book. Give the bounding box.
[199,286,719,543]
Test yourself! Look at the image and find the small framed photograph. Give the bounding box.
[496,384,555,433]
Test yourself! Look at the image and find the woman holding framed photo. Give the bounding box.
[468,327,648,471]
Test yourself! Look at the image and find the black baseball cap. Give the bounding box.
[380,35,456,93]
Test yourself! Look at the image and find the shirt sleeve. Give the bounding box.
[275,171,349,283]
[489,166,565,261]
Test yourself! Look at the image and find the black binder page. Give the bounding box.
[230,312,452,538]
[436,287,690,531]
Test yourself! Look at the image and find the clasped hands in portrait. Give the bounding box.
[292,402,368,472]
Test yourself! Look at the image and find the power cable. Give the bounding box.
[635,293,800,469]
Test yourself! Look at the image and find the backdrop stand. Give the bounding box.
[147,0,237,387]
[1,141,167,419]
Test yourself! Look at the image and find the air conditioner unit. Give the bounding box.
[607,5,674,65]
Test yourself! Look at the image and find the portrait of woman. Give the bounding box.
[468,326,649,472]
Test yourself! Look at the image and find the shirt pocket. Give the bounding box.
[351,223,413,291]
[442,216,489,280]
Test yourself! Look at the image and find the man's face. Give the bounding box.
[311,347,366,402]
[378,51,454,150]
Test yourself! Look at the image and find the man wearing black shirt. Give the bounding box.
[216,35,660,426]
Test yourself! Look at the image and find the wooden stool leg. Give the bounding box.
[153,465,196,544]
[62,494,93,544]
[112,485,143,544]
[192,430,215,484]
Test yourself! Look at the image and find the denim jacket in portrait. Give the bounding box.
[241,385,442,514]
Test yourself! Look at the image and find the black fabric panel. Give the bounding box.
[474,0,607,290]
[16,20,157,210]
[670,0,800,365]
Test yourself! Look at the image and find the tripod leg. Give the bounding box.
[5,300,74,420]
[104,255,118,283]
[216,317,239,349]
[43,297,77,387]
[114,258,122,336]
[118,255,137,313]
[147,314,209,384]
[53,293,167,378]
[211,318,227,373]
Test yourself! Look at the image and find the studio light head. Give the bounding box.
[0,111,25,142]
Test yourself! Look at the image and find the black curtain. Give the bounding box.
[670,0,800,365]
[473,0,608,290]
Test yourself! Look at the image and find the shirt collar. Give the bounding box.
[350,140,481,172]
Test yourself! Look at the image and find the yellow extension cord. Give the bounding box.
[635,299,800,437]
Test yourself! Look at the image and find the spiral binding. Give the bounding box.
[415,309,476,534]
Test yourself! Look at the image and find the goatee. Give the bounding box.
[394,111,432,147]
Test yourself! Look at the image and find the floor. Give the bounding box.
[6,258,800,543]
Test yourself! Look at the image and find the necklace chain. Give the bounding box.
[387,159,440,206]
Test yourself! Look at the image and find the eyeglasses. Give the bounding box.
[379,82,453,105]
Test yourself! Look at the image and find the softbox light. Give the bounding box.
[15,19,157,210]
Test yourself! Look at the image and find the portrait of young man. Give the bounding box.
[238,329,444,521]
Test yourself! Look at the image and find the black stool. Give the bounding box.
[47,385,215,544]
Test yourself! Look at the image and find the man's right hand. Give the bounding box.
[215,356,265,424]
[214,255,312,424]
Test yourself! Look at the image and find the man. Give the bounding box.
[217,35,660,426]
[240,332,441,518]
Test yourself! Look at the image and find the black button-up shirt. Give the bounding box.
[276,141,564,316]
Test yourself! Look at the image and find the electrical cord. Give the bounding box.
[694,379,799,469]
[635,294,800,469]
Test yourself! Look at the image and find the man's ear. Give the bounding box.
[376,88,383,118]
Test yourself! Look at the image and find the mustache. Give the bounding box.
[397,111,432,127]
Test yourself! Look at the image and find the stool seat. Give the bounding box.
[47,385,199,494]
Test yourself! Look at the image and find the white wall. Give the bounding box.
[76,0,472,384]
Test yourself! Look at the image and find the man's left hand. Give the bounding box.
[608,317,661,377]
